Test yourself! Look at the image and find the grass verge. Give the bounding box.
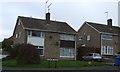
[2,59,110,68]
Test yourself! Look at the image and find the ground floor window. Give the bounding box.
[35,46,44,56]
[102,45,113,55]
[60,47,75,58]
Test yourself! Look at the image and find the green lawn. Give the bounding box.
[2,59,110,68]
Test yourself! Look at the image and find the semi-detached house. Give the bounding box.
[77,19,120,59]
[13,13,76,60]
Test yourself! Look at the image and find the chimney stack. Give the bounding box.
[107,19,112,27]
[45,12,50,24]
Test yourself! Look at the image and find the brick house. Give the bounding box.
[77,19,120,59]
[13,13,76,60]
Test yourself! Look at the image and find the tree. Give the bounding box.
[2,37,13,51]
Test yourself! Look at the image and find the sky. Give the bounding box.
[0,0,120,42]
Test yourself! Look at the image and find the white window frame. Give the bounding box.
[15,33,18,38]
[60,34,75,41]
[28,30,32,36]
[35,46,44,56]
[102,45,113,55]
[19,32,21,38]
[27,30,44,38]
[102,34,112,40]
[15,32,21,38]
[60,47,75,58]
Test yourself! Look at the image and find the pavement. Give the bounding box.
[1,64,120,72]
[1,66,120,72]
[1,66,120,70]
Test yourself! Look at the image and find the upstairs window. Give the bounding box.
[15,32,21,38]
[28,30,44,38]
[18,22,21,25]
[102,34,112,40]
[32,31,41,37]
[78,35,90,41]
[78,36,83,41]
[60,34,75,41]
[87,35,90,41]
[18,19,21,26]
[15,33,18,38]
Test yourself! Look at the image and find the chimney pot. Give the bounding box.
[107,19,112,27]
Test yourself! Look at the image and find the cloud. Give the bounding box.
[0,0,119,42]
[0,0,119,2]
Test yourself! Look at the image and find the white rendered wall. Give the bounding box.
[27,36,44,46]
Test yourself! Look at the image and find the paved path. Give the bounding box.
[1,66,120,72]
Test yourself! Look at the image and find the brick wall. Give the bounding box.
[13,19,26,45]
[44,32,60,59]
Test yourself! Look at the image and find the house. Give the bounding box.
[77,19,120,59]
[12,13,76,60]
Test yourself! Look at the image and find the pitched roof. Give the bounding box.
[86,21,120,35]
[18,16,76,34]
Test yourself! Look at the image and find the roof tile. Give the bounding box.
[19,16,76,34]
[86,22,120,35]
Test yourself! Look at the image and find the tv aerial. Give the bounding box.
[45,0,52,13]
[104,11,108,19]
[47,3,52,12]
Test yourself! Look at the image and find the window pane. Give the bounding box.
[38,46,43,49]
[87,35,90,41]
[88,54,93,56]
[78,36,83,40]
[105,47,107,54]
[102,34,112,40]
[102,45,113,55]
[102,46,104,54]
[38,49,43,55]
[32,31,41,37]
[60,48,75,57]
[41,32,44,37]
[28,30,31,36]
[16,34,18,38]
[60,48,64,56]
[60,34,75,41]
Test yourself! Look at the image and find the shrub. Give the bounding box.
[17,44,40,64]
[9,44,21,59]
